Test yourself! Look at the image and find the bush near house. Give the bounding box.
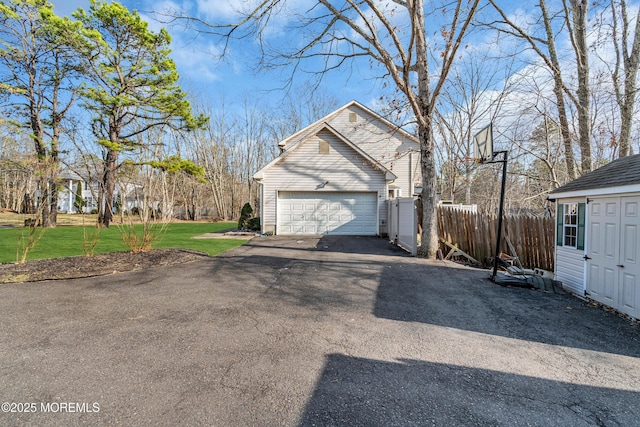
[238,203,253,230]
[246,217,260,231]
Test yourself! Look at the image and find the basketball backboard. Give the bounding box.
[474,123,493,163]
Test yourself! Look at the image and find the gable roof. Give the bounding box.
[254,122,397,181]
[278,100,419,150]
[549,154,640,198]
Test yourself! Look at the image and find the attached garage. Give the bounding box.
[253,101,421,237]
[277,191,378,235]
[550,154,640,320]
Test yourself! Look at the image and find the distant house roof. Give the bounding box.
[59,169,85,181]
[549,154,640,199]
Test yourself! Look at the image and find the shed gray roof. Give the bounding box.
[550,154,640,196]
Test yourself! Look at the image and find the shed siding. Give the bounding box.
[555,246,585,295]
[262,129,386,234]
[555,197,587,295]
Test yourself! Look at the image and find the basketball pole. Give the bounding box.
[489,150,508,281]
[473,122,508,281]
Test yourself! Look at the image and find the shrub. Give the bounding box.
[238,202,253,230]
[246,217,260,231]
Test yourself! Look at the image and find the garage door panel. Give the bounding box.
[278,191,377,235]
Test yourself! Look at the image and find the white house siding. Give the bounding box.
[57,179,97,214]
[326,105,420,197]
[262,129,387,234]
[555,197,586,295]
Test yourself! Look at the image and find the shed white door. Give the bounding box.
[587,196,640,319]
[277,191,377,235]
[586,198,620,307]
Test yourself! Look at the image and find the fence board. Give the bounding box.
[437,206,554,271]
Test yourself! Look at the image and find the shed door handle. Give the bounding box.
[583,255,591,260]
[617,264,625,268]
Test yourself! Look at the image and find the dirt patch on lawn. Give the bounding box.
[0,249,209,284]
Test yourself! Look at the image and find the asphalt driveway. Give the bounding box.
[1,236,639,426]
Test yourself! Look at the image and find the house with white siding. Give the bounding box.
[253,101,421,236]
[549,154,640,320]
[57,169,144,215]
[57,169,99,214]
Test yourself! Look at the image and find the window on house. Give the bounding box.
[563,203,578,247]
[319,140,330,154]
[349,112,357,122]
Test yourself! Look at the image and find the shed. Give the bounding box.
[549,154,640,319]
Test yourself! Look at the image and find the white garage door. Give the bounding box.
[277,191,377,235]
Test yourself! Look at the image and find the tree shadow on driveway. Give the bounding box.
[228,235,640,357]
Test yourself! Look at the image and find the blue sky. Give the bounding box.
[50,0,637,155]
[53,0,389,111]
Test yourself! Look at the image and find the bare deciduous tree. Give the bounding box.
[603,0,640,157]
[162,0,480,258]
[486,0,593,177]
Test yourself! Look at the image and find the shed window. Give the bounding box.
[319,140,330,154]
[564,203,578,247]
[557,203,585,250]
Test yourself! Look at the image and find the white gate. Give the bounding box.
[387,197,417,255]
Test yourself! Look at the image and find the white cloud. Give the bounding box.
[170,40,225,82]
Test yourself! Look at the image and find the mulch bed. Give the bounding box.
[0,249,209,283]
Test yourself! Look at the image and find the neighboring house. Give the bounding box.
[57,169,99,214]
[57,169,144,214]
[253,100,421,236]
[549,154,640,320]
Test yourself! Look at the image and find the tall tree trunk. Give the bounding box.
[613,0,640,158]
[419,120,439,258]
[100,149,117,228]
[541,0,577,180]
[569,0,592,172]
[415,0,438,258]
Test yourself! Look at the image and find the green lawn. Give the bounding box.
[0,222,247,263]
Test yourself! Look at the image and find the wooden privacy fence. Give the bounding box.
[437,207,555,271]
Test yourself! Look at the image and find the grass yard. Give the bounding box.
[0,222,246,263]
